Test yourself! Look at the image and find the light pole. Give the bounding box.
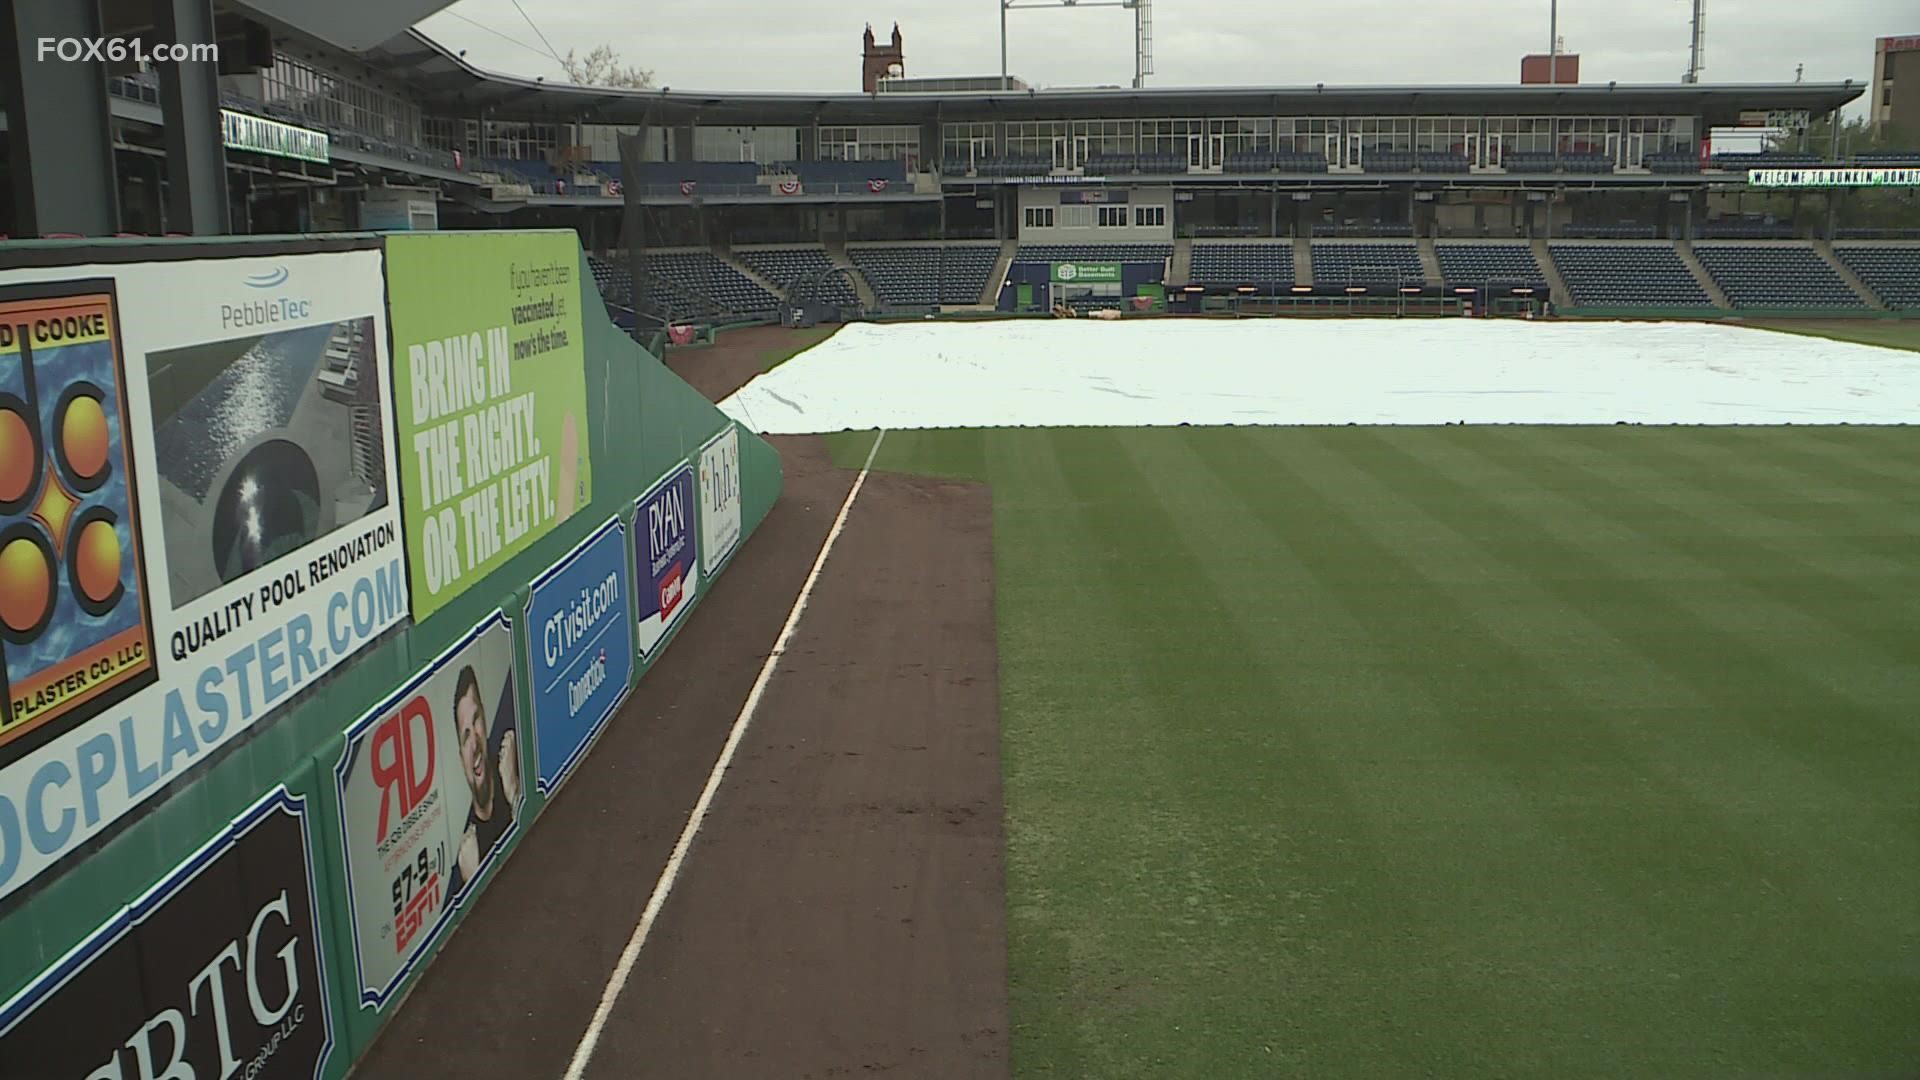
[1548,0,1558,85]
[1001,0,1154,91]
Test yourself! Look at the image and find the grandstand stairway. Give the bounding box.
[1294,236,1314,286]
[1415,236,1443,286]
[1673,241,1733,309]
[823,237,881,310]
[1531,239,1572,308]
[985,240,1018,307]
[1169,238,1193,287]
[1812,239,1887,310]
[717,244,787,304]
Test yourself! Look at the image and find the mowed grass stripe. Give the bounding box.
[999,428,1465,1078]
[1218,427,1911,1074]
[823,425,1920,1077]
[1341,427,1919,892]
[1490,428,1920,746]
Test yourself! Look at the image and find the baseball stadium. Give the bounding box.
[0,0,1917,1077]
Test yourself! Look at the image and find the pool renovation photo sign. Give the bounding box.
[0,251,407,902]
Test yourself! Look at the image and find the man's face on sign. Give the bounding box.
[456,685,489,797]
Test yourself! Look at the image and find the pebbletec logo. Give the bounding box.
[222,265,311,328]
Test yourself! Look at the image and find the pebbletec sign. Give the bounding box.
[0,251,406,902]
[221,110,330,164]
[1051,262,1122,284]
[385,231,593,620]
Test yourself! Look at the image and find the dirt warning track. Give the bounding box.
[355,330,1007,1079]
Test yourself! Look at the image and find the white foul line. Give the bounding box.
[561,428,888,1080]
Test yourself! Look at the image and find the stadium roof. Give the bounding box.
[368,30,1863,126]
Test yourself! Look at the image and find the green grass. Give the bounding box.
[1750,318,1920,352]
[827,425,1920,1078]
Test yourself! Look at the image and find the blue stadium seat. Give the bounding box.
[1693,245,1866,309]
[1189,243,1294,286]
[1549,244,1713,307]
[1434,244,1546,288]
[1309,243,1423,284]
[849,244,999,306]
[1832,246,1920,309]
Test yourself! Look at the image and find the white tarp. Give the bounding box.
[717,319,1920,432]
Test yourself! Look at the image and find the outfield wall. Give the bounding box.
[0,230,782,1077]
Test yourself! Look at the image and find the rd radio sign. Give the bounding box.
[334,611,522,1007]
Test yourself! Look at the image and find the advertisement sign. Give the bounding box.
[1050,263,1123,284]
[0,251,407,902]
[1748,167,1920,189]
[0,786,334,1079]
[697,426,741,576]
[335,611,520,1007]
[221,110,331,164]
[1060,189,1130,204]
[386,231,593,620]
[634,462,698,659]
[525,517,633,795]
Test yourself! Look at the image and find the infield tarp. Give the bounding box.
[718,319,1920,431]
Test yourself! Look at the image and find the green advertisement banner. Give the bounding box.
[1050,262,1122,283]
[386,232,593,619]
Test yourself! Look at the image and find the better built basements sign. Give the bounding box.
[1051,262,1123,284]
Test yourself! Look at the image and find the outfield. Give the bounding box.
[798,319,1920,1077]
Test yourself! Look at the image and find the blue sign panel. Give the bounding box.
[525,517,634,794]
[634,463,699,659]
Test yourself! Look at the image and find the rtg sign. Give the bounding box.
[0,251,408,902]
[0,787,334,1080]
[1748,167,1920,189]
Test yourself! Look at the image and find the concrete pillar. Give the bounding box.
[0,0,120,234]
[153,0,230,233]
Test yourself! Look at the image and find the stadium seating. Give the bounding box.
[1851,152,1920,166]
[1710,151,1821,170]
[974,155,1052,177]
[1695,221,1797,240]
[1189,243,1295,286]
[644,250,781,316]
[1835,227,1920,240]
[1315,222,1415,238]
[1309,243,1424,284]
[736,247,859,306]
[1693,245,1865,309]
[1223,150,1330,173]
[1501,151,1614,174]
[1084,152,1184,174]
[1559,224,1660,240]
[1644,151,1701,174]
[1014,243,1173,265]
[1548,244,1714,307]
[1434,244,1546,287]
[1832,246,1920,309]
[849,244,999,306]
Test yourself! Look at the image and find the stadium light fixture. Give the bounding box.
[1236,286,1257,293]
[1401,286,1423,294]
[1345,286,1367,294]
[1290,285,1312,293]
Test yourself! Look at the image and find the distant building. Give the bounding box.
[1521,54,1580,84]
[863,24,905,93]
[1870,34,1920,137]
[876,75,1032,94]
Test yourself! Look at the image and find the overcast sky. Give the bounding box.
[418,0,1907,105]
